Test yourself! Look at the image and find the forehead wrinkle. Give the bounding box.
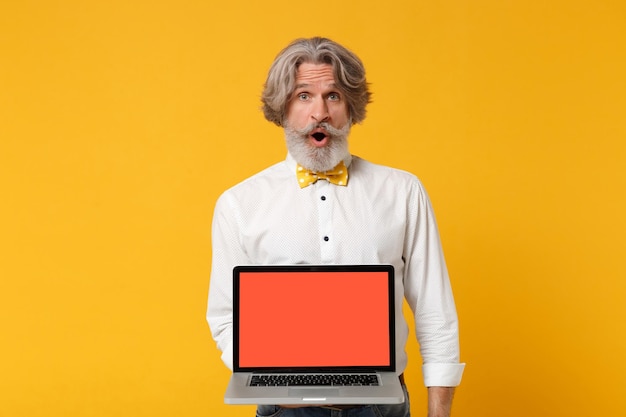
[295,63,336,84]
[294,82,338,90]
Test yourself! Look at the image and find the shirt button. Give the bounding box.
[321,196,326,201]
[323,236,329,242]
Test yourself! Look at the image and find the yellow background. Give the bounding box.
[1,1,624,416]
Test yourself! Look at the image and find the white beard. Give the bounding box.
[284,122,351,172]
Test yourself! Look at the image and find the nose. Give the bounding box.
[311,98,329,123]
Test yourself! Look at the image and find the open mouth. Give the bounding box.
[312,132,327,142]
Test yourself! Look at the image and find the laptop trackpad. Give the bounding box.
[288,388,340,399]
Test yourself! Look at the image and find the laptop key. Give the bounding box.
[249,374,379,387]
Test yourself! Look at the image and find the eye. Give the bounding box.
[297,92,310,101]
[328,92,341,101]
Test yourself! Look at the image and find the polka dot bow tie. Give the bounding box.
[296,161,349,188]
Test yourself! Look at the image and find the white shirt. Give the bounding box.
[207,153,465,386]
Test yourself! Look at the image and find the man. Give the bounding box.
[207,37,465,417]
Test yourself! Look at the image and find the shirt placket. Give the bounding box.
[315,181,337,263]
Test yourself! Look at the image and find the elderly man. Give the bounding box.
[207,37,465,417]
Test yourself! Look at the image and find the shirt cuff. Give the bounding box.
[422,363,466,387]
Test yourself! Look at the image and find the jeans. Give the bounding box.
[255,384,410,417]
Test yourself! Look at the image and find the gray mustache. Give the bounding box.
[299,122,349,137]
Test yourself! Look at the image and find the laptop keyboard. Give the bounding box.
[249,373,380,387]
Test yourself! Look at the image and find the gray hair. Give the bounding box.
[261,37,372,126]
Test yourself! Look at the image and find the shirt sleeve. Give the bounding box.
[206,192,248,371]
[403,181,465,387]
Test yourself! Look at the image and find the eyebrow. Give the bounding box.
[294,83,339,90]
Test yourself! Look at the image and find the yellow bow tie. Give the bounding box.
[296,161,349,188]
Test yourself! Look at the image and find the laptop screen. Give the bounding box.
[233,265,395,372]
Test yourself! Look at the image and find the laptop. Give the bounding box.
[224,264,405,405]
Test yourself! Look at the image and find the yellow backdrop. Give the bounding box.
[1,1,624,416]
